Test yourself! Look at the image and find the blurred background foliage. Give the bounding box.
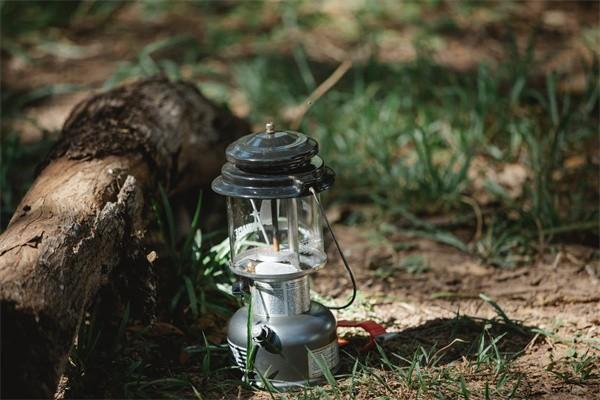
[2,0,597,266]
[0,1,598,397]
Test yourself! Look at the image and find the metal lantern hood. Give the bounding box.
[212,122,356,389]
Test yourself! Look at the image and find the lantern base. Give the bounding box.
[227,301,339,389]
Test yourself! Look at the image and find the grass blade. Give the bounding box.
[184,276,198,319]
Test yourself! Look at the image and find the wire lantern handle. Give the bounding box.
[309,187,357,310]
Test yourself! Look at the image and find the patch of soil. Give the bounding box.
[313,224,600,399]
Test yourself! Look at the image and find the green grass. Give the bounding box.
[153,186,236,319]
[62,190,566,399]
[4,3,597,267]
[258,295,593,400]
[232,50,599,268]
[547,348,599,385]
[1,1,599,398]
[268,327,526,399]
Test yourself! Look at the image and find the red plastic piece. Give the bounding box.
[337,320,387,352]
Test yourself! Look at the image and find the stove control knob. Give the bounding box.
[252,324,273,345]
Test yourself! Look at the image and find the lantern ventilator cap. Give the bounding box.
[212,123,335,199]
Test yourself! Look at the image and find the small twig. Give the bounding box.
[461,195,483,242]
[541,221,598,235]
[524,332,541,354]
[291,59,352,129]
[430,338,467,365]
[551,251,562,270]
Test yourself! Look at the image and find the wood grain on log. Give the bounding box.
[0,79,249,398]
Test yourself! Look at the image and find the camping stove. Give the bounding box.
[212,122,356,389]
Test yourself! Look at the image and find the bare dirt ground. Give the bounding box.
[314,224,600,399]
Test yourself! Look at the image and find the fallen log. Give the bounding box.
[0,78,249,398]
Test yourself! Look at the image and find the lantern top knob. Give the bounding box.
[266,121,275,134]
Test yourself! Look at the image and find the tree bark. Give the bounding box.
[0,78,249,398]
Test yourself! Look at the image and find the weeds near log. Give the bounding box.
[64,189,238,398]
[153,186,235,320]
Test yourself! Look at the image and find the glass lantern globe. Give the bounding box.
[212,124,334,281]
[227,195,325,279]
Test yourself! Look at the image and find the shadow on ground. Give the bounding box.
[338,315,538,369]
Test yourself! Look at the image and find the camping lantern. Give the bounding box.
[212,122,356,388]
